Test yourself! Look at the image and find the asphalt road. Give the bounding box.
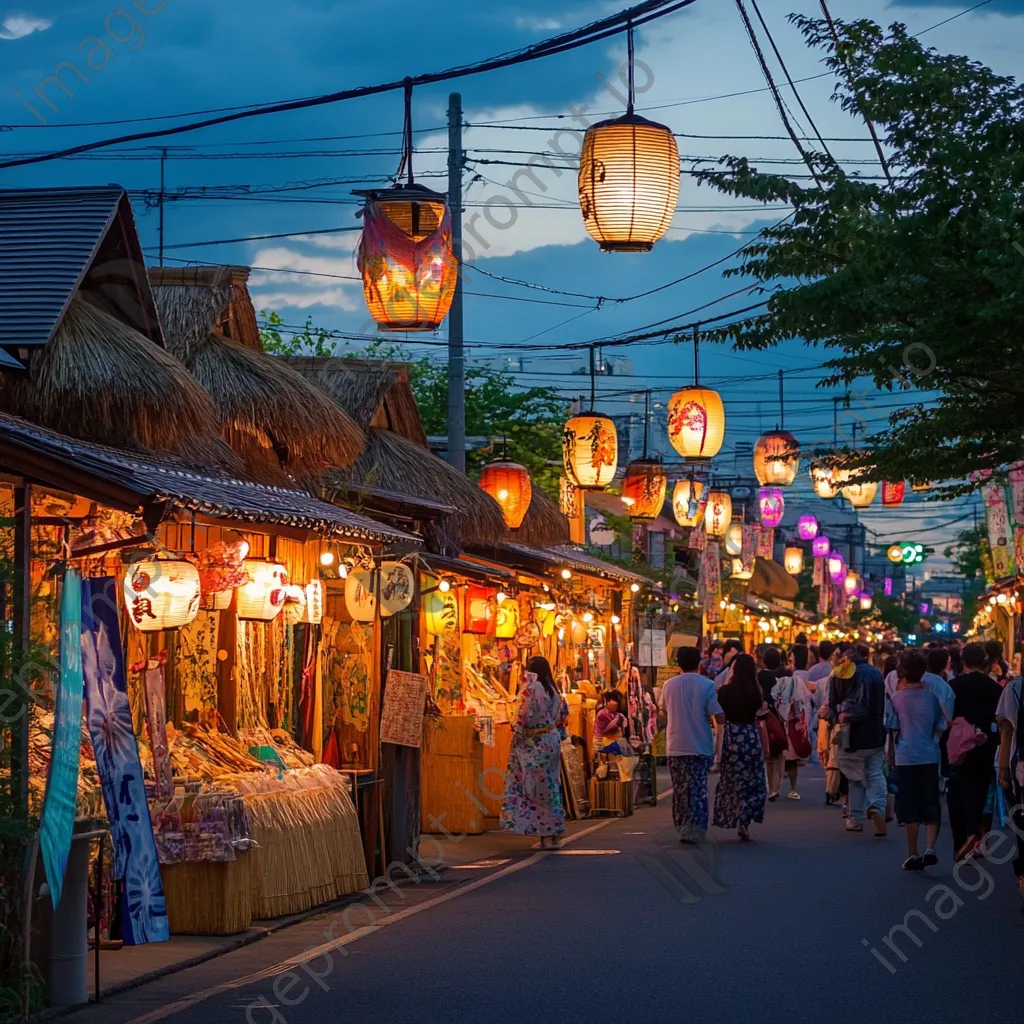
[71,768,1024,1024]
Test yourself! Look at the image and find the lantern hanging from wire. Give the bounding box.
[123,558,200,633]
[563,412,618,489]
[725,522,744,557]
[843,479,878,508]
[480,459,533,529]
[784,546,805,576]
[667,386,725,461]
[354,84,456,331]
[812,536,831,558]
[753,430,800,487]
[578,23,679,252]
[828,553,846,583]
[809,461,848,500]
[704,489,732,539]
[859,592,873,611]
[672,477,706,528]
[797,515,819,541]
[237,560,289,622]
[758,487,785,529]
[844,570,861,596]
[621,391,667,521]
[882,481,906,508]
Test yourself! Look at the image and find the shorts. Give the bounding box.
[894,763,941,826]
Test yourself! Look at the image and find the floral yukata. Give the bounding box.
[500,674,568,837]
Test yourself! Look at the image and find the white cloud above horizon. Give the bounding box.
[0,13,53,40]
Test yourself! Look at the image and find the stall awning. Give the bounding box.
[467,540,651,588]
[417,552,517,586]
[743,593,817,624]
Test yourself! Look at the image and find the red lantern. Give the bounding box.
[465,585,496,635]
[882,481,906,508]
[480,461,532,529]
[621,459,667,521]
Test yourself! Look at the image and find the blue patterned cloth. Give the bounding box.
[669,754,713,840]
[713,723,767,829]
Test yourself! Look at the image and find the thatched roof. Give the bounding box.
[283,356,427,446]
[326,428,506,551]
[0,295,238,470]
[512,486,570,547]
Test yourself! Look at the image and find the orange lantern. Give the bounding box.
[621,458,667,522]
[672,479,706,527]
[355,185,457,331]
[667,387,725,460]
[784,546,805,576]
[563,412,618,490]
[753,430,800,487]
[479,461,532,529]
[704,490,732,539]
[882,481,906,508]
[843,479,878,508]
[810,461,843,500]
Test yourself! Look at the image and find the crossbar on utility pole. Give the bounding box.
[446,93,466,472]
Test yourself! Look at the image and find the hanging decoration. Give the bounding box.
[465,585,496,635]
[495,599,519,639]
[196,539,248,607]
[302,579,324,625]
[731,558,754,581]
[797,515,819,541]
[559,476,583,519]
[589,515,615,546]
[480,460,532,529]
[379,561,415,617]
[753,430,800,487]
[622,390,667,521]
[424,589,459,636]
[672,477,706,528]
[668,324,725,460]
[784,546,804,576]
[237,560,288,622]
[758,487,785,528]
[122,558,200,633]
[282,584,307,626]
[725,522,744,557]
[912,481,932,493]
[354,84,456,331]
[704,489,732,539]
[828,553,846,583]
[1010,464,1024,575]
[563,413,618,490]
[812,536,831,558]
[859,593,873,611]
[756,527,774,561]
[844,570,861,597]
[981,483,1013,578]
[578,22,679,252]
[842,479,878,508]
[344,570,378,622]
[882,481,906,508]
[810,462,845,500]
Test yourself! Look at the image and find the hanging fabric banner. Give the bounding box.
[982,484,1013,579]
[818,580,830,616]
[756,528,774,561]
[40,570,84,908]
[812,557,825,586]
[82,576,169,946]
[1010,464,1024,574]
[144,659,174,803]
[702,542,721,599]
[689,522,706,552]
[741,525,757,566]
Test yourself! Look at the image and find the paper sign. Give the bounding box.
[982,485,1013,579]
[380,669,428,747]
[638,629,667,667]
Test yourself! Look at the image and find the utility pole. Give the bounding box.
[158,147,168,267]
[446,93,466,472]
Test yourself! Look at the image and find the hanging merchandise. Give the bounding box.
[578,22,679,252]
[465,584,496,635]
[725,522,744,557]
[123,558,200,633]
[758,487,785,528]
[753,430,800,487]
[622,459,668,521]
[843,479,878,508]
[882,481,906,508]
[344,570,378,622]
[237,560,288,622]
[812,536,831,558]
[797,515,819,541]
[379,561,414,617]
[672,477,706,527]
[982,484,1013,578]
[784,547,804,576]
[302,579,324,625]
[480,460,532,529]
[704,490,732,539]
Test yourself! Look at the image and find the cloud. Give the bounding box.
[248,245,365,312]
[0,14,53,40]
[514,15,563,32]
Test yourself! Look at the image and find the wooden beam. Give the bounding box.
[216,590,238,736]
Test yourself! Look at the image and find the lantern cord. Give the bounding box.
[395,79,415,186]
[626,21,636,115]
[589,346,597,410]
[643,389,650,458]
[778,368,784,430]
[692,324,700,386]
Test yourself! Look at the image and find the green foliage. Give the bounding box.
[259,310,339,357]
[871,595,920,635]
[697,15,1024,494]
[944,524,986,580]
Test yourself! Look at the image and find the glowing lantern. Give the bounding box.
[495,600,519,639]
[237,560,288,622]
[379,561,414,617]
[784,547,805,576]
[844,571,861,596]
[843,480,878,508]
[344,570,377,622]
[465,584,495,635]
[882,481,906,508]
[123,558,200,632]
[578,113,680,252]
[355,185,457,331]
[725,522,744,557]
[758,487,785,528]
[704,490,732,538]
[672,479,706,528]
[797,515,819,541]
[480,461,532,529]
[731,558,754,581]
[621,458,668,522]
[424,590,459,636]
[667,387,725,460]
[753,430,800,487]
[912,481,932,493]
[859,592,873,611]
[828,554,846,582]
[559,476,583,519]
[563,412,618,489]
[812,536,831,558]
[810,462,845,500]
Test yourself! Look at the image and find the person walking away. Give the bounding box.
[948,642,1003,861]
[772,651,813,800]
[829,643,887,836]
[924,647,957,795]
[501,656,569,849]
[660,646,724,844]
[996,672,1024,906]
[759,647,786,800]
[886,650,946,870]
[985,639,1009,684]
[712,640,743,771]
[713,654,768,841]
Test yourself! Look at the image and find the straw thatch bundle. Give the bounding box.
[328,428,507,549]
[153,276,233,363]
[0,296,238,468]
[512,485,570,547]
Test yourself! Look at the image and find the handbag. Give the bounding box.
[947,716,987,765]
[787,703,812,760]
[763,704,788,758]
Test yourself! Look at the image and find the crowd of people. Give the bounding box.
[657,633,1024,905]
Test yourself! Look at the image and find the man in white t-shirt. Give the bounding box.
[997,676,1024,896]
[660,645,724,843]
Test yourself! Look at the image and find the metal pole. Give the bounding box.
[446,93,466,472]
[158,148,167,267]
[778,369,784,429]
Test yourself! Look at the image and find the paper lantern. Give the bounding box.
[424,590,459,636]
[480,461,532,529]
[882,481,906,508]
[758,487,785,528]
[379,561,414,617]
[302,579,323,624]
[589,516,615,546]
[828,554,846,582]
[237,560,288,622]
[123,558,200,633]
[578,113,680,252]
[559,476,583,519]
[784,547,805,576]
[809,462,845,500]
[859,594,873,611]
[725,522,744,557]
[563,412,618,489]
[753,430,800,487]
[704,490,732,538]
[344,570,377,622]
[844,571,861,596]
[812,536,831,558]
[731,558,754,581]
[843,480,878,508]
[797,515,819,541]
[465,584,496,635]
[672,479,706,527]
[667,387,725,460]
[621,458,667,521]
[495,600,519,639]
[355,185,456,331]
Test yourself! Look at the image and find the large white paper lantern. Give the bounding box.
[344,570,377,622]
[123,558,200,632]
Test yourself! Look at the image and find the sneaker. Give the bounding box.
[845,819,863,833]
[954,837,980,863]
[787,791,801,801]
[768,792,780,802]
[902,854,924,871]
[922,848,938,867]
[868,809,887,837]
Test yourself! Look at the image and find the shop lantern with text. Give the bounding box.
[672,478,706,528]
[842,479,878,508]
[622,458,667,522]
[563,412,618,489]
[480,460,532,529]
[882,481,906,508]
[844,571,861,597]
[123,558,200,632]
[577,24,679,252]
[753,430,800,487]
[704,490,732,539]
[812,536,831,558]
[828,553,846,583]
[784,546,805,576]
[758,487,785,528]
[725,522,744,557]
[797,515,819,541]
[237,560,288,622]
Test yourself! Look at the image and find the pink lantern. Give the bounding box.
[797,515,819,541]
[884,577,893,597]
[758,487,785,528]
[812,536,830,558]
[828,553,845,583]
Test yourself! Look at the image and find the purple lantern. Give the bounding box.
[758,487,785,528]
[884,577,893,597]
[828,553,845,583]
[797,514,819,541]
[812,536,830,558]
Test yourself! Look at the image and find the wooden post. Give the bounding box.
[11,484,30,816]
[216,592,238,735]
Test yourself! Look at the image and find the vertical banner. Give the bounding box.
[40,570,84,907]
[757,528,774,561]
[982,484,1013,579]
[812,556,825,586]
[689,522,706,552]
[143,660,174,803]
[818,580,830,616]
[82,577,169,946]
[741,525,757,565]
[1010,464,1024,574]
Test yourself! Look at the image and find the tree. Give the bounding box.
[259,311,339,357]
[698,16,1024,494]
